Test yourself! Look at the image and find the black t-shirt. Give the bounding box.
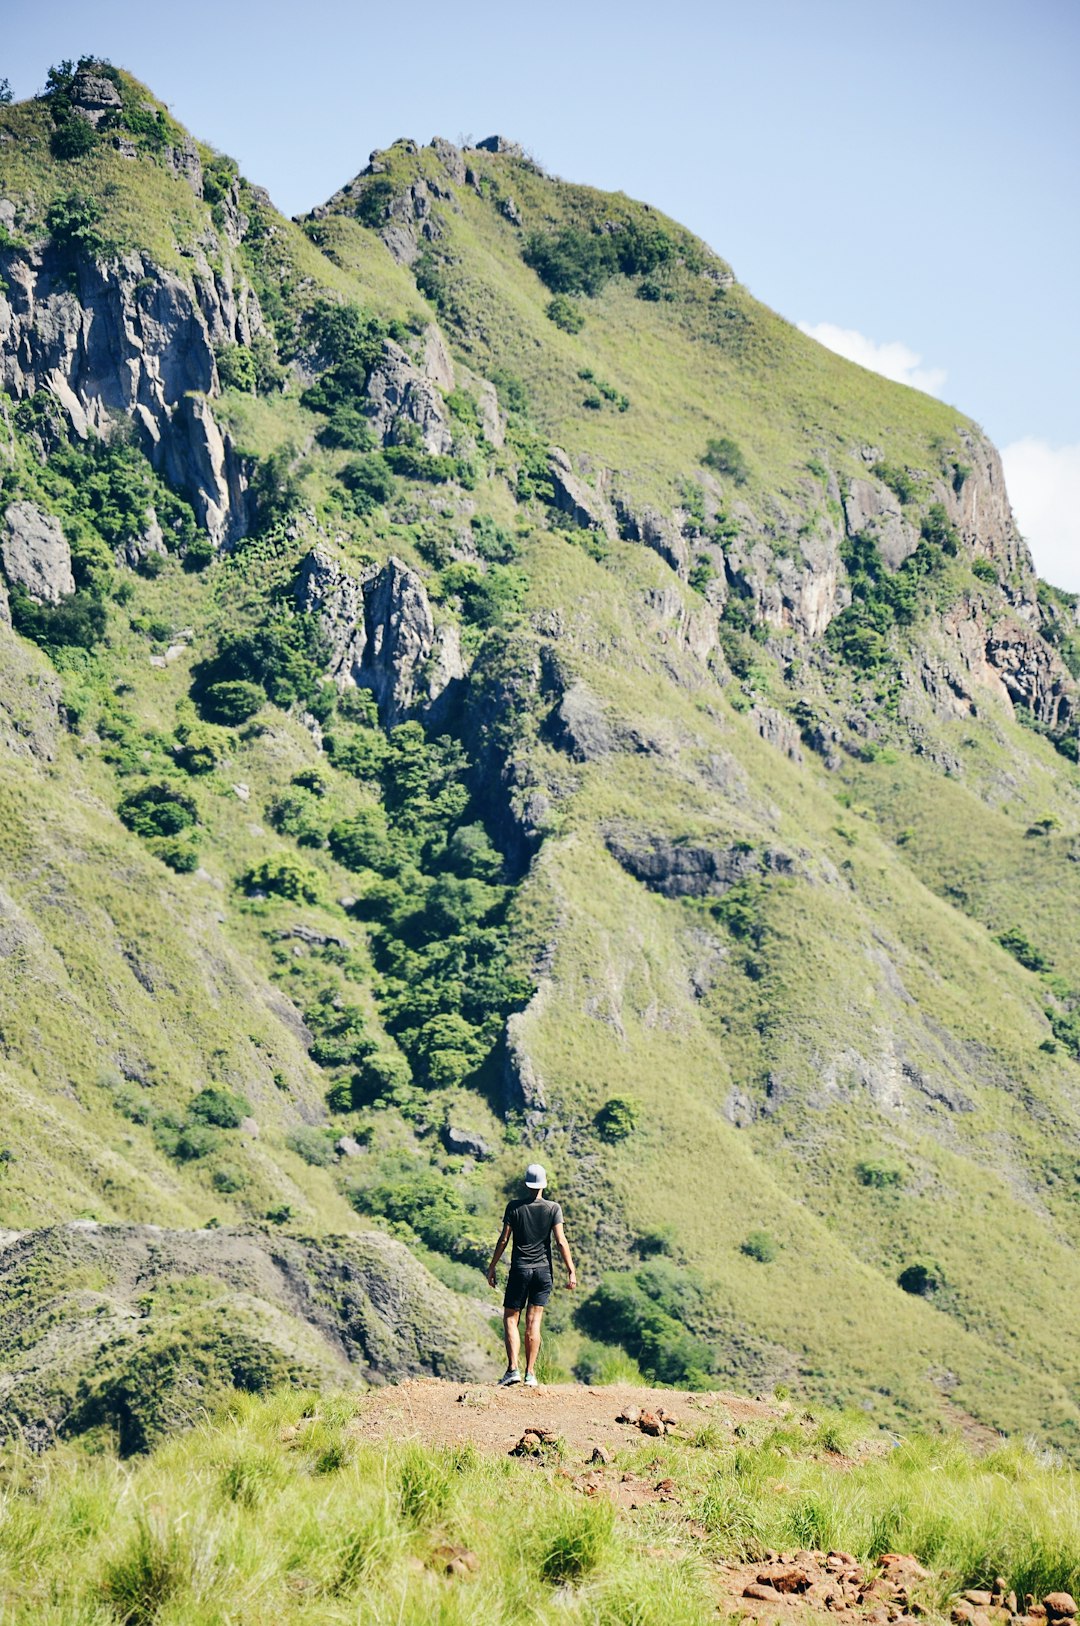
[503,1197,563,1271]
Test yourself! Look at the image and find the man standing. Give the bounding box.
[486,1162,576,1387]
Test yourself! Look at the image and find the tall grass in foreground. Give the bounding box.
[0,1390,1077,1624]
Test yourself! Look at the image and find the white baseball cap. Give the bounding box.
[524,1162,547,1189]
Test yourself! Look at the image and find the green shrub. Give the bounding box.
[118,782,198,839]
[45,191,107,261]
[524,228,616,296]
[703,435,749,485]
[202,679,264,725]
[189,1087,249,1129]
[972,557,998,584]
[9,586,107,651]
[997,928,1052,973]
[51,116,98,161]
[211,1162,247,1193]
[215,343,257,393]
[897,1259,943,1296]
[872,461,919,504]
[578,1262,713,1386]
[329,809,394,874]
[546,294,585,333]
[173,1121,222,1161]
[147,837,199,874]
[173,718,230,774]
[244,853,321,902]
[470,514,517,562]
[595,1096,638,1142]
[855,1158,905,1190]
[742,1229,778,1263]
[341,453,396,514]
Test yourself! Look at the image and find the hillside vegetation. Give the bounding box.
[0,59,1078,1456]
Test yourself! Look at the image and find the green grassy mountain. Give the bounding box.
[1,59,1079,1455]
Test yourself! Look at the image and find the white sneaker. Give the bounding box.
[497,1369,522,1386]
[524,1372,539,1387]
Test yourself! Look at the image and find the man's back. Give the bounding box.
[503,1196,562,1270]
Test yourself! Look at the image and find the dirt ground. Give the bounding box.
[347,1376,775,1459]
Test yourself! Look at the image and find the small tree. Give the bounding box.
[0,78,12,106]
[595,1096,638,1142]
[703,436,749,485]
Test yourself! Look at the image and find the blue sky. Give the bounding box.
[5,0,1079,586]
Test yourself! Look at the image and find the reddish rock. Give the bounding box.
[759,1567,813,1595]
[745,1583,782,1602]
[966,1594,995,1608]
[637,1411,663,1436]
[1044,1598,1077,1621]
[589,1445,612,1465]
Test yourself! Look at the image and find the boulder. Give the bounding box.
[1044,1598,1077,1621]
[443,1125,493,1160]
[335,1136,364,1159]
[2,502,74,603]
[365,339,454,454]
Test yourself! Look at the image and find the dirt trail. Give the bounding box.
[347,1376,775,1459]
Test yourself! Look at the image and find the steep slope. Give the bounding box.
[1,61,1078,1452]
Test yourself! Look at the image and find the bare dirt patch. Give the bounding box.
[346,1376,776,1459]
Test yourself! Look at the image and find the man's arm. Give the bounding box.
[486,1224,511,1289]
[553,1222,576,1290]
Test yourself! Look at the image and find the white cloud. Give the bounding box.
[797,321,947,397]
[1001,438,1080,593]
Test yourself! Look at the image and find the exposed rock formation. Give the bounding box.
[607,833,795,898]
[548,446,616,536]
[843,476,919,569]
[68,67,122,128]
[0,242,255,543]
[429,137,467,187]
[365,339,454,454]
[2,502,74,602]
[297,547,465,724]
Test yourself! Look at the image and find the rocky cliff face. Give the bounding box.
[297,546,465,723]
[0,239,255,543]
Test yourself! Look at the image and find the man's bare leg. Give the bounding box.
[503,1308,521,1371]
[524,1304,544,1376]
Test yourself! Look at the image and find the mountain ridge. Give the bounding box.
[1,57,1079,1457]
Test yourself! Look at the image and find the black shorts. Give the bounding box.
[504,1264,553,1310]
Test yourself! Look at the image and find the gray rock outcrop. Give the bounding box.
[476,378,505,448]
[68,67,122,128]
[0,240,256,543]
[474,135,525,158]
[843,476,919,570]
[607,832,795,899]
[365,339,454,454]
[429,137,467,186]
[297,547,465,724]
[443,1125,493,1160]
[548,447,616,537]
[2,502,74,602]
